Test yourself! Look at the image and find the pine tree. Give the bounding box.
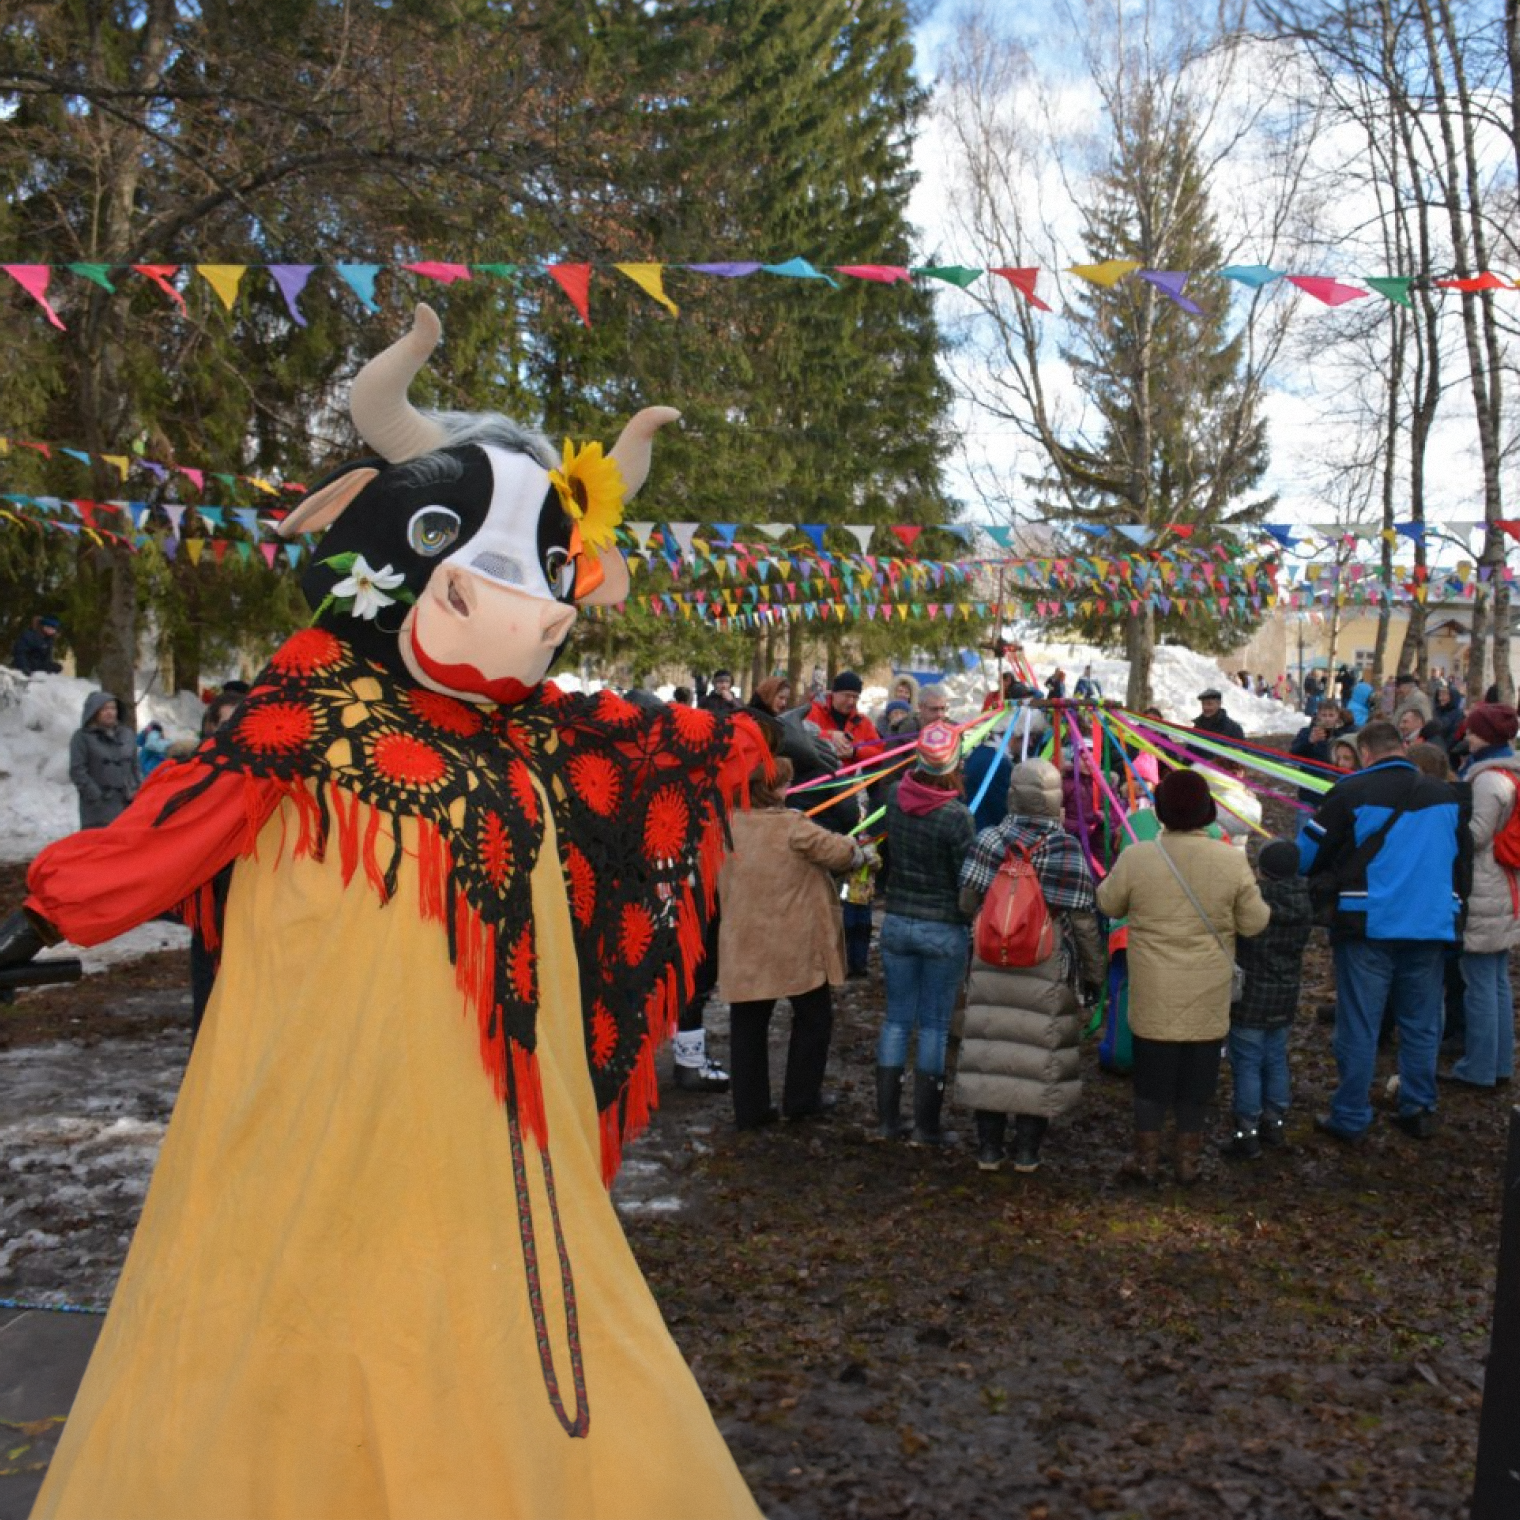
[1036,90,1274,703]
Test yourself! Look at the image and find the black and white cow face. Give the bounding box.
[280,303,674,705]
[298,442,583,701]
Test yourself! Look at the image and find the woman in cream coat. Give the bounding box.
[1096,768,1269,1184]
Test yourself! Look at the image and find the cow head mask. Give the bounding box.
[278,303,676,703]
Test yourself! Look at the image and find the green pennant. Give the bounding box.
[473,263,520,280]
[67,262,117,292]
[1364,276,1414,308]
[912,265,983,289]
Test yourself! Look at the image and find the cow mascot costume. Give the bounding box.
[1,306,766,1519]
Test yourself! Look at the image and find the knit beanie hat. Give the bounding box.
[1154,768,1217,831]
[1466,702,1519,746]
[915,720,961,776]
[1257,838,1300,881]
[831,670,863,694]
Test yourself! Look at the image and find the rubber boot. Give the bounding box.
[672,1028,730,1093]
[873,1065,906,1141]
[1175,1131,1204,1185]
[1011,1114,1049,1174]
[1119,1130,1162,1185]
[974,1111,1007,1171]
[910,1071,959,1147]
[1219,1123,1262,1160]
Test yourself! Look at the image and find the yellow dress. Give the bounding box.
[32,791,762,1520]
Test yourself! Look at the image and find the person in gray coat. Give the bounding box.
[956,759,1105,1172]
[69,691,140,828]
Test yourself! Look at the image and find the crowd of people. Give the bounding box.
[682,661,1516,1184]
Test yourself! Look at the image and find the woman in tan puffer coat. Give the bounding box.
[955,760,1104,1173]
[1095,769,1269,1184]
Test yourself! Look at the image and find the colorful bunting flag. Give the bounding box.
[989,267,1051,311]
[546,263,593,325]
[2,266,66,330]
[1285,275,1368,307]
[614,263,679,315]
[1068,260,1141,288]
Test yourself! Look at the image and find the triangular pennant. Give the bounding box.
[801,524,828,552]
[989,267,1051,311]
[1137,270,1202,314]
[179,467,204,492]
[545,263,592,326]
[1067,260,1142,288]
[668,522,699,560]
[3,266,67,330]
[185,538,204,565]
[132,264,187,311]
[846,525,874,554]
[259,542,278,568]
[284,543,302,568]
[267,265,316,326]
[682,262,762,278]
[1285,275,1368,307]
[403,261,472,285]
[759,523,791,541]
[912,265,983,289]
[1364,276,1414,308]
[473,263,520,281]
[336,264,383,312]
[613,262,678,316]
[834,265,912,284]
[196,264,247,311]
[760,257,838,287]
[101,454,129,480]
[891,524,923,550]
[1435,271,1507,293]
[66,262,116,292]
[1220,265,1281,288]
[623,521,653,551]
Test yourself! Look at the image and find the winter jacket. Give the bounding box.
[962,745,1012,832]
[1192,708,1245,742]
[1299,756,1470,943]
[1392,687,1433,725]
[10,624,62,675]
[1462,753,1520,955]
[68,691,140,828]
[1095,829,1270,1042]
[718,806,860,1003]
[764,701,860,836]
[1231,874,1314,1029]
[883,783,975,925]
[804,697,884,764]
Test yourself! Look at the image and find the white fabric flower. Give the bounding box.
[331,555,405,620]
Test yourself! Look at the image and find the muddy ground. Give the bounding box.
[0,855,1508,1519]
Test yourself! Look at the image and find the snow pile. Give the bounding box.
[936,640,1299,736]
[0,667,205,863]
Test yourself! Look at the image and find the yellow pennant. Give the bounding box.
[101,454,129,480]
[196,264,247,311]
[186,538,205,565]
[614,263,678,317]
[1068,260,1142,288]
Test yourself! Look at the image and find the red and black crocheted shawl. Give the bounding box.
[162,626,763,1185]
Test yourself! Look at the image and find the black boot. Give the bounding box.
[873,1066,906,1141]
[974,1111,1007,1171]
[1011,1115,1048,1173]
[910,1071,959,1147]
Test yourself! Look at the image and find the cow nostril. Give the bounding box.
[447,579,470,617]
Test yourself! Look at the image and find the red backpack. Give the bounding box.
[973,842,1057,968]
[1489,773,1520,917]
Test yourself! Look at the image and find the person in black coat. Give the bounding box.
[1192,688,1245,743]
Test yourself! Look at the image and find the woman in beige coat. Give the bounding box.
[1095,769,1269,1184]
[718,758,866,1129]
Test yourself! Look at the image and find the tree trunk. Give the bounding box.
[1124,606,1154,710]
[786,618,804,691]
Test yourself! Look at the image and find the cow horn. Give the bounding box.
[349,303,448,463]
[608,406,681,500]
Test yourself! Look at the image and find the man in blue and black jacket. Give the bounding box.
[1299,719,1472,1142]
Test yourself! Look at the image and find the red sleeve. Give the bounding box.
[851,714,885,762]
[25,760,284,947]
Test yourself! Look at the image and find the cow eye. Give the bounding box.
[543,545,576,599]
[407,506,461,557]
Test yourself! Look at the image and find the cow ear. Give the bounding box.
[276,465,381,539]
[575,548,630,607]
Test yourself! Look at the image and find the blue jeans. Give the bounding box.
[1455,951,1516,1086]
[1228,1026,1290,1125]
[877,913,969,1076]
[1331,937,1446,1132]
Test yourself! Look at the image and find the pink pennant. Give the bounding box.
[403,262,473,285]
[990,267,1051,312]
[1284,275,1368,307]
[178,467,204,492]
[834,265,911,284]
[3,266,67,330]
[259,542,278,568]
[132,264,187,311]
[546,263,592,326]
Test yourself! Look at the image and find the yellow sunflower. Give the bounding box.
[549,439,626,554]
